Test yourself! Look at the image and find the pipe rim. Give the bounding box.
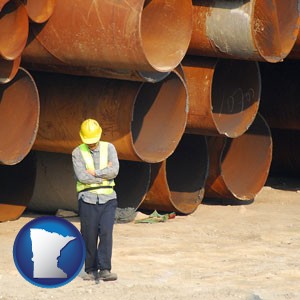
[0,67,40,165]
[221,113,273,200]
[211,60,261,138]
[23,0,57,23]
[0,1,29,60]
[166,134,209,214]
[131,72,188,163]
[141,0,192,72]
[253,0,300,62]
[0,55,21,84]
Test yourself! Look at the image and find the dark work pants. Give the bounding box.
[79,198,117,273]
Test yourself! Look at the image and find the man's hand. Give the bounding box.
[86,162,112,176]
[86,169,96,176]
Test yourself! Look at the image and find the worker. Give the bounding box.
[72,119,119,281]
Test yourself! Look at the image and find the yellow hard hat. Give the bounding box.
[79,119,102,144]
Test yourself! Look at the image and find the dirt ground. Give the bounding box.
[1,177,300,300]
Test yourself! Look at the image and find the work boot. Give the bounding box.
[99,270,118,281]
[81,271,99,281]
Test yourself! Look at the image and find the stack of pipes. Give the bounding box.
[0,0,57,221]
[0,0,299,222]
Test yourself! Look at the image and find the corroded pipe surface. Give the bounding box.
[0,0,29,60]
[22,0,192,77]
[32,71,187,163]
[28,151,151,213]
[0,152,36,222]
[259,61,300,131]
[21,0,56,23]
[141,134,209,215]
[0,68,40,165]
[205,113,272,200]
[22,32,170,82]
[183,56,261,138]
[189,0,300,63]
[269,129,300,178]
[22,30,170,82]
[0,55,20,84]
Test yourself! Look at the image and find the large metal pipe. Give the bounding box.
[21,0,56,23]
[32,71,188,163]
[0,152,36,222]
[269,129,300,178]
[22,30,170,83]
[189,0,300,63]
[0,0,28,60]
[205,113,272,201]
[22,0,192,81]
[140,134,209,215]
[0,55,20,84]
[259,61,300,131]
[183,56,261,138]
[27,151,151,213]
[0,67,40,165]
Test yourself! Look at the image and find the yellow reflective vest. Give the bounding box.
[76,142,115,195]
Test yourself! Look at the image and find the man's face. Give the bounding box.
[87,142,98,151]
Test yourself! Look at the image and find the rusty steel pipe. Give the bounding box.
[259,61,300,131]
[0,0,29,60]
[0,55,20,84]
[140,134,209,215]
[0,152,36,222]
[32,71,188,163]
[0,68,39,165]
[27,151,151,213]
[22,31,170,83]
[183,56,261,138]
[205,113,272,201]
[269,129,300,178]
[22,0,192,80]
[189,0,300,63]
[21,0,56,23]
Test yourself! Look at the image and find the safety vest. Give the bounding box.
[76,142,115,195]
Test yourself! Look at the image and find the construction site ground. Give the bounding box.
[1,177,300,300]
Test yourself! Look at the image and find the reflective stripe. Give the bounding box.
[76,142,115,194]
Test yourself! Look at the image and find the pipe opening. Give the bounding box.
[132,72,187,163]
[0,56,21,84]
[141,0,192,72]
[0,68,39,165]
[0,1,28,60]
[221,114,272,199]
[253,0,300,62]
[115,160,150,209]
[0,152,36,222]
[23,0,57,23]
[211,60,261,137]
[166,134,208,214]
